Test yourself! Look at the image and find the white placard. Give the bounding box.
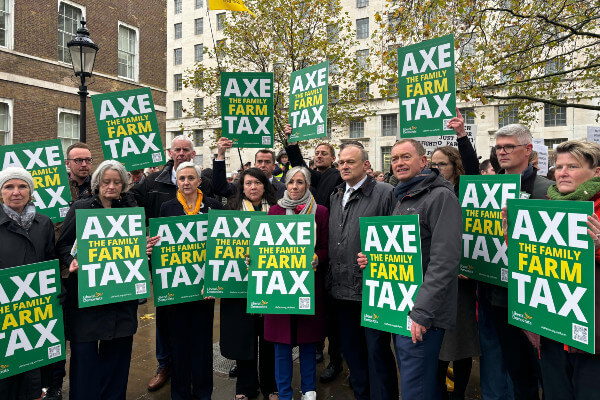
[532,144,549,176]
[587,126,600,144]
[414,125,477,158]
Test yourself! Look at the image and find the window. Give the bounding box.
[381,114,397,137]
[544,102,567,127]
[195,0,203,8]
[462,35,476,57]
[1,0,13,49]
[195,18,203,35]
[118,23,138,80]
[193,129,204,146]
[174,0,182,14]
[459,107,475,124]
[498,105,518,128]
[356,49,369,68]
[382,146,392,172]
[194,98,204,115]
[217,13,226,30]
[326,24,338,44]
[545,58,564,75]
[357,82,369,100]
[328,56,339,74]
[194,44,204,62]
[216,96,221,116]
[216,39,226,61]
[386,78,398,98]
[0,100,12,145]
[329,85,339,104]
[357,0,369,7]
[174,74,183,91]
[349,119,364,138]
[173,101,183,118]
[174,23,182,39]
[385,45,397,69]
[193,70,203,89]
[326,119,332,140]
[58,110,79,151]
[58,2,83,63]
[174,48,182,65]
[356,18,369,39]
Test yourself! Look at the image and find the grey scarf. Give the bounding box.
[277,189,317,215]
[3,202,36,230]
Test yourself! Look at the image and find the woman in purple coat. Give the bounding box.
[264,166,329,400]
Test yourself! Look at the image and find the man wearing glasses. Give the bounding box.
[65,143,93,201]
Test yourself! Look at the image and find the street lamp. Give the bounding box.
[67,18,98,143]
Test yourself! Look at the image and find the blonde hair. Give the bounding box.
[555,140,600,168]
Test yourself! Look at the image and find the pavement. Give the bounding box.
[57,298,482,399]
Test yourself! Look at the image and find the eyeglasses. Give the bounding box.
[494,144,526,154]
[431,162,450,168]
[67,158,93,165]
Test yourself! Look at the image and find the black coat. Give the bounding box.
[56,193,140,343]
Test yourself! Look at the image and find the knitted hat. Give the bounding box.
[0,167,35,193]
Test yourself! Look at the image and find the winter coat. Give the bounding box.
[212,159,286,199]
[264,204,328,345]
[56,193,140,343]
[392,170,462,330]
[327,175,396,301]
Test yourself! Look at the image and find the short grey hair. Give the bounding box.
[339,143,369,162]
[171,134,194,148]
[494,124,532,145]
[91,160,129,193]
[176,161,202,178]
[284,166,311,186]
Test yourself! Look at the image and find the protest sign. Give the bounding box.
[532,143,549,176]
[247,214,315,314]
[75,207,150,307]
[414,124,477,157]
[398,34,456,138]
[221,72,274,148]
[459,175,520,286]
[149,215,208,306]
[288,62,328,141]
[0,140,72,222]
[91,87,165,170]
[204,210,264,297]
[0,260,65,379]
[360,215,423,336]
[507,199,595,352]
[587,126,600,144]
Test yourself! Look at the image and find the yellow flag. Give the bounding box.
[209,0,255,16]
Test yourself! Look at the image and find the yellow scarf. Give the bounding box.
[177,189,203,215]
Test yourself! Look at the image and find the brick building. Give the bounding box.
[0,0,166,162]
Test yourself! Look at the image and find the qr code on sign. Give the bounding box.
[443,119,452,130]
[48,345,61,359]
[152,152,163,163]
[59,207,69,218]
[501,268,508,282]
[407,316,413,330]
[299,297,310,310]
[262,136,271,145]
[573,323,588,344]
[317,124,325,134]
[135,282,147,295]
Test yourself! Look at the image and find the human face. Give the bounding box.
[531,156,539,170]
[98,169,123,203]
[555,153,600,194]
[375,173,384,182]
[286,171,307,201]
[177,167,200,196]
[66,148,93,183]
[314,145,335,170]
[169,139,196,169]
[431,151,456,184]
[1,179,30,213]
[495,136,531,174]
[243,175,265,205]
[391,142,427,183]
[280,155,289,164]
[481,164,495,175]
[255,152,275,178]
[338,146,368,186]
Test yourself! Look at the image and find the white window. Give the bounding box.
[58,1,84,63]
[356,49,369,68]
[174,23,182,39]
[174,48,182,65]
[195,18,203,35]
[459,107,475,124]
[350,119,364,138]
[195,0,203,9]
[195,44,203,62]
[58,109,79,152]
[118,22,139,81]
[217,13,226,30]
[544,102,567,127]
[381,114,397,137]
[174,0,182,14]
[357,0,369,7]
[356,82,369,100]
[356,18,369,39]
[0,99,13,145]
[0,0,14,49]
[173,101,183,118]
[193,129,204,146]
[174,74,182,91]
[498,105,519,128]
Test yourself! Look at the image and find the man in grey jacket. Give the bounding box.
[360,138,462,399]
[328,142,397,400]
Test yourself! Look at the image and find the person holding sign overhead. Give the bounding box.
[263,166,329,400]
[146,161,222,400]
[56,160,139,400]
[0,167,56,400]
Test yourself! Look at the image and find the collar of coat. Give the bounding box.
[0,205,42,228]
[334,174,377,197]
[155,160,176,186]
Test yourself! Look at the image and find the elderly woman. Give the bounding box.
[147,162,222,400]
[263,166,328,400]
[220,167,279,400]
[0,167,55,400]
[56,160,138,400]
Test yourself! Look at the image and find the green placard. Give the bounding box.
[75,207,150,307]
[459,175,521,286]
[0,260,66,379]
[149,215,208,306]
[507,199,595,353]
[398,34,456,138]
[0,140,72,222]
[288,61,329,142]
[91,87,165,170]
[221,72,274,148]
[247,214,315,314]
[360,215,423,336]
[204,210,264,297]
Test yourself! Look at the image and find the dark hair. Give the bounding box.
[316,142,336,158]
[226,167,276,210]
[479,159,492,173]
[432,146,465,178]
[66,142,90,158]
[489,147,501,172]
[255,149,275,163]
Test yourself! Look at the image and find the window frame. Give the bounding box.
[349,119,365,138]
[381,114,397,137]
[174,0,182,14]
[117,21,139,81]
[193,129,204,146]
[173,100,183,119]
[217,13,226,31]
[57,108,80,153]
[57,0,86,64]
[195,18,203,35]
[194,44,204,62]
[356,0,369,8]
[174,22,182,39]
[0,98,13,145]
[174,74,183,91]
[356,17,369,39]
[174,48,182,65]
[0,0,14,50]
[544,102,567,127]
[498,105,519,128]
